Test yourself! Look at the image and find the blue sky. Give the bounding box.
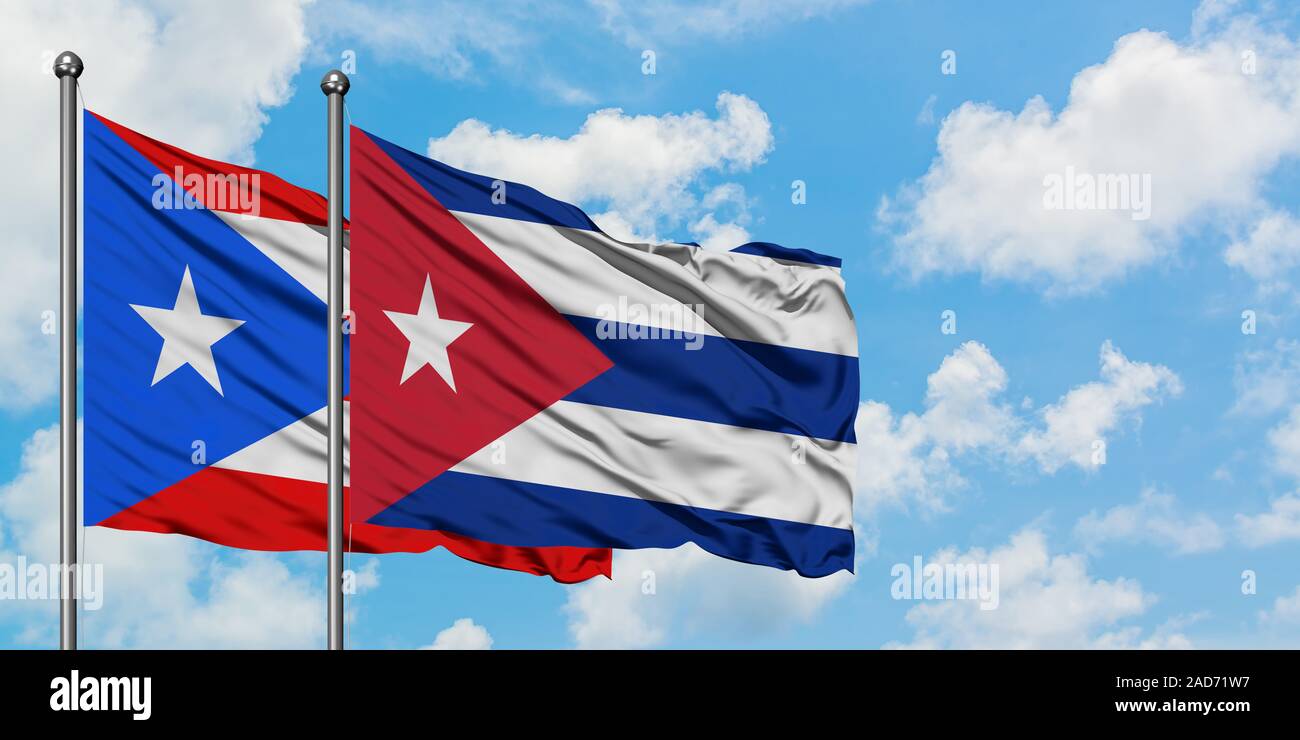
[4,0,1300,648]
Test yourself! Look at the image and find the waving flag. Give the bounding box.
[82,111,610,583]
[351,128,858,577]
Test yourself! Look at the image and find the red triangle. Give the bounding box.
[349,129,612,522]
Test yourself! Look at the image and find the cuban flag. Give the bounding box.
[351,128,858,577]
[82,111,611,583]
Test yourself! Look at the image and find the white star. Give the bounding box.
[130,266,245,396]
[384,275,474,390]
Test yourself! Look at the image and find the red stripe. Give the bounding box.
[97,467,611,583]
[89,110,348,229]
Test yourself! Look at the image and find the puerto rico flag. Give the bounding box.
[82,111,610,583]
[351,128,858,577]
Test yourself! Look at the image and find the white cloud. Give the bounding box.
[538,76,598,106]
[689,213,752,251]
[1092,614,1199,650]
[1231,339,1300,417]
[854,342,1013,515]
[589,0,871,46]
[857,341,1180,514]
[349,557,381,593]
[854,399,965,515]
[0,427,62,563]
[0,1,311,410]
[0,425,329,649]
[1236,492,1300,546]
[879,6,1300,293]
[920,342,1018,451]
[1267,406,1300,479]
[1075,488,1225,555]
[1225,210,1300,292]
[310,0,528,80]
[916,94,938,126]
[421,618,493,650]
[427,92,773,241]
[888,529,1183,649]
[1260,585,1300,625]
[564,544,853,649]
[142,554,325,649]
[1017,341,1182,473]
[1190,0,1240,37]
[586,210,660,245]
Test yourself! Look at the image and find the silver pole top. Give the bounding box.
[53,51,83,79]
[320,69,350,96]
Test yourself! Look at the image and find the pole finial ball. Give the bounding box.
[320,70,350,96]
[53,51,83,79]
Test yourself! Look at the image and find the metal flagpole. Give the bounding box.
[321,69,350,651]
[54,51,83,652]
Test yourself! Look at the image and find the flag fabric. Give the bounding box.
[350,127,858,577]
[81,111,611,583]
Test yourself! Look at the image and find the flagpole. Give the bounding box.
[321,69,350,651]
[54,51,83,652]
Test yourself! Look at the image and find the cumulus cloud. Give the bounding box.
[854,399,963,515]
[589,0,871,46]
[143,554,325,649]
[1236,492,1300,546]
[0,426,332,648]
[1075,488,1225,555]
[888,529,1184,649]
[857,341,1180,514]
[1017,341,1182,473]
[0,1,311,410]
[688,183,755,249]
[427,92,773,242]
[421,618,493,650]
[564,544,853,649]
[879,5,1300,293]
[1225,210,1300,293]
[854,342,1014,514]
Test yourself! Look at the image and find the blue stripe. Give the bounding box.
[360,128,846,269]
[369,471,855,577]
[729,241,842,268]
[361,128,600,232]
[564,315,858,442]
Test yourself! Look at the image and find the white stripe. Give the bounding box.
[450,400,854,529]
[216,212,349,304]
[213,401,851,530]
[220,210,852,357]
[212,403,345,485]
[453,211,857,357]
